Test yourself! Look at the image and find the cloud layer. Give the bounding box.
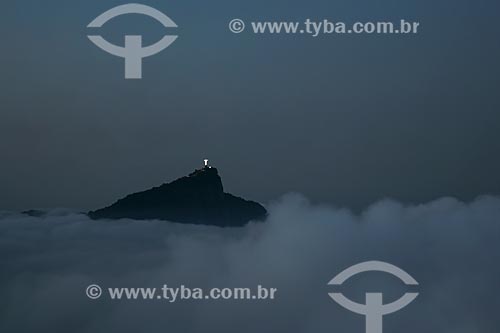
[1,194,499,332]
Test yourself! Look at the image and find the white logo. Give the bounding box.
[87,4,178,79]
[328,261,418,333]
[86,284,102,299]
[228,19,245,33]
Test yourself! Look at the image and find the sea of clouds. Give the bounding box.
[1,193,499,333]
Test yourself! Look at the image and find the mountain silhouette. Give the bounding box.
[88,164,267,227]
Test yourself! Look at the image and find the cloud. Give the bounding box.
[1,193,499,332]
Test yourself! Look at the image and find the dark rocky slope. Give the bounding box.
[88,166,267,227]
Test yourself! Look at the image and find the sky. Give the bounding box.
[1,0,500,211]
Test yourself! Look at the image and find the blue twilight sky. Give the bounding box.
[1,0,500,210]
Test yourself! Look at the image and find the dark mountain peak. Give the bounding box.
[184,166,224,193]
[88,162,267,227]
[189,165,218,177]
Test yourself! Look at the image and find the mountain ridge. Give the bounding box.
[88,165,267,227]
